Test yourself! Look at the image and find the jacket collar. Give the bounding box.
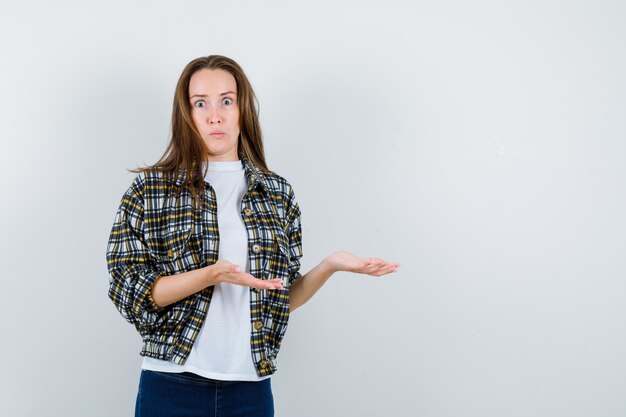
[174,154,270,194]
[241,154,270,193]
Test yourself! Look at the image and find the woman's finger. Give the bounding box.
[247,276,284,290]
[363,261,400,276]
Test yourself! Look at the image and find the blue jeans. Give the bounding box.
[135,370,274,417]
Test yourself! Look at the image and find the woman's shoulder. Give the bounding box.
[122,169,180,200]
[259,169,301,219]
[260,169,297,197]
[128,169,172,186]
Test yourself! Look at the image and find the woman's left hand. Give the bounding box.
[323,251,400,276]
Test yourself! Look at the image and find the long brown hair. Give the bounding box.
[131,55,269,202]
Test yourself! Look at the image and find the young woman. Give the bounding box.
[106,55,400,417]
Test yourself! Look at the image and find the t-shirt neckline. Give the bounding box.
[205,160,243,172]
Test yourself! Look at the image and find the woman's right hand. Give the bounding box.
[208,259,284,290]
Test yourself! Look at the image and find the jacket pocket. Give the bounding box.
[158,228,192,260]
[267,228,291,287]
[146,228,199,274]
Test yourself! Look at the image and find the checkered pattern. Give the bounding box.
[106,155,303,376]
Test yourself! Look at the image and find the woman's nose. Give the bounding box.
[208,107,221,123]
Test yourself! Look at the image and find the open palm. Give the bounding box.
[325,251,400,276]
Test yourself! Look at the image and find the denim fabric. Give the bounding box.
[135,370,274,417]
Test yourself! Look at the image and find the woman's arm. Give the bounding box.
[288,258,334,312]
[289,251,400,312]
[151,260,284,308]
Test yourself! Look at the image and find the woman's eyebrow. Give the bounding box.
[190,91,236,99]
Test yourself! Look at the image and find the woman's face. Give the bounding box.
[188,68,240,162]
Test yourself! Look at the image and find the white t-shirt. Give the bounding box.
[141,159,270,381]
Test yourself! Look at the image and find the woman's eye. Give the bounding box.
[223,98,233,105]
[194,101,206,108]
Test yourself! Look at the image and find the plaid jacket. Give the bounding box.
[106,155,303,377]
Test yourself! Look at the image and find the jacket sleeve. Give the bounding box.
[284,183,303,285]
[106,174,165,335]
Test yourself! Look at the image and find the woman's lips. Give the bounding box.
[210,132,225,137]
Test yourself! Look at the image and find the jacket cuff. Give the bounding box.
[142,270,166,314]
[289,270,302,285]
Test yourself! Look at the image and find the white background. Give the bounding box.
[1,1,625,416]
